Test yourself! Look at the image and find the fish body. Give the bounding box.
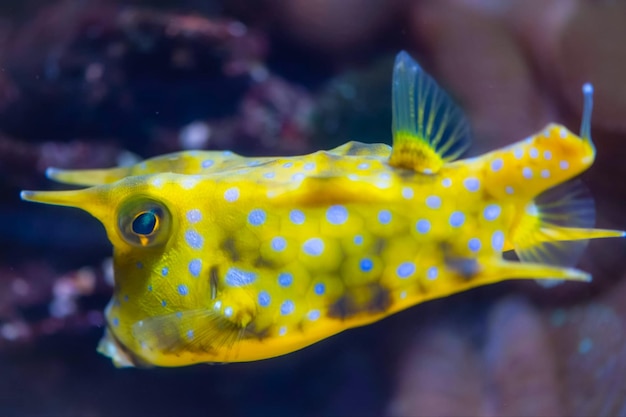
[22,51,624,367]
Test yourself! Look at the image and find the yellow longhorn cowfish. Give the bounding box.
[21,51,624,368]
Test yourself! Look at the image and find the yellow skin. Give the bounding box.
[22,51,623,367]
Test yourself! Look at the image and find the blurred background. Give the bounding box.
[1,0,626,415]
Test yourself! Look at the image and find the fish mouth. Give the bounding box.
[97,325,154,368]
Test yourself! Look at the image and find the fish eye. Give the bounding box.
[132,211,159,236]
[118,198,171,247]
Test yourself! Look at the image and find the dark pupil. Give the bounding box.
[132,211,157,235]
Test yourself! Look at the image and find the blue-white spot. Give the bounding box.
[380,173,391,181]
[442,178,452,188]
[161,266,169,277]
[559,160,569,170]
[303,162,316,171]
[402,187,414,199]
[225,267,257,287]
[185,229,204,249]
[326,205,348,225]
[522,167,533,179]
[112,317,120,327]
[283,162,293,168]
[213,301,222,310]
[308,310,321,321]
[186,330,194,340]
[151,177,163,188]
[186,209,202,223]
[271,236,287,251]
[464,178,480,192]
[280,300,295,315]
[529,148,539,158]
[201,159,214,168]
[303,238,324,256]
[181,178,198,190]
[147,285,153,292]
[263,171,276,179]
[483,204,501,221]
[426,195,441,209]
[513,147,524,159]
[224,187,239,202]
[279,326,287,336]
[248,209,266,226]
[427,266,438,280]
[505,186,514,195]
[375,180,390,189]
[278,272,293,287]
[136,261,143,269]
[543,150,552,160]
[178,284,189,296]
[416,219,431,234]
[526,204,539,216]
[224,306,233,317]
[378,210,392,224]
[289,209,305,225]
[541,169,550,178]
[491,230,504,251]
[358,162,370,170]
[123,294,129,302]
[161,300,167,307]
[491,158,503,172]
[360,258,373,272]
[188,259,202,277]
[468,238,481,252]
[314,283,326,295]
[292,173,305,181]
[258,291,271,307]
[354,235,363,245]
[449,211,465,228]
[397,262,415,278]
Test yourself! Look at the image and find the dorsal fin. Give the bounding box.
[389,51,471,174]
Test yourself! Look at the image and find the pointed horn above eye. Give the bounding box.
[46,165,133,186]
[20,187,104,211]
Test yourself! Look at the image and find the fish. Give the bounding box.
[21,50,624,368]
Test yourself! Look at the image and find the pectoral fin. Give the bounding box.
[131,308,245,357]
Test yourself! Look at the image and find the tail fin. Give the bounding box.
[512,180,624,286]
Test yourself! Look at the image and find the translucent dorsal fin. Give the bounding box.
[513,180,624,287]
[389,51,471,174]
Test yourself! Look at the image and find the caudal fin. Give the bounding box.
[512,180,624,286]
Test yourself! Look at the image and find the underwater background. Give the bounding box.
[1,0,626,415]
